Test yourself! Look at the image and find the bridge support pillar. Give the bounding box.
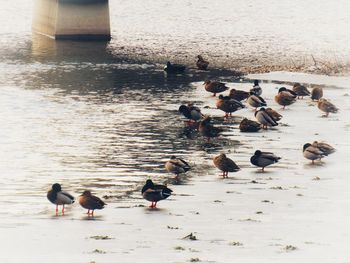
[32,0,111,41]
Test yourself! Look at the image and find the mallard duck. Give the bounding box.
[179,104,203,123]
[47,183,75,215]
[312,141,335,155]
[141,179,172,208]
[254,107,278,129]
[199,116,223,142]
[203,80,229,96]
[213,153,240,178]
[229,88,250,101]
[247,92,267,110]
[275,87,297,109]
[317,98,338,117]
[79,190,106,216]
[196,55,209,70]
[293,83,310,99]
[303,143,326,164]
[266,108,283,121]
[311,87,323,101]
[239,118,261,132]
[216,95,245,117]
[165,156,191,180]
[250,150,281,172]
[164,61,186,73]
[250,79,262,96]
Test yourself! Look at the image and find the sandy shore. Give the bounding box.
[2,72,350,262]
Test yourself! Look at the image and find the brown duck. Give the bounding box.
[229,88,250,101]
[216,95,245,117]
[311,87,323,101]
[204,80,229,96]
[196,55,209,70]
[265,108,283,121]
[199,116,223,142]
[79,190,106,216]
[317,98,338,117]
[213,153,240,178]
[293,83,310,99]
[275,87,296,109]
[239,118,261,132]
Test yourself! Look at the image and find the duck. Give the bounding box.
[317,98,338,117]
[47,183,75,215]
[293,83,310,99]
[179,104,203,123]
[141,179,172,208]
[213,153,240,178]
[254,107,278,129]
[165,156,191,180]
[239,118,261,132]
[265,108,283,121]
[312,141,335,155]
[250,150,281,172]
[303,143,326,164]
[164,61,186,73]
[203,80,229,96]
[275,87,297,109]
[216,95,245,118]
[247,92,267,110]
[196,55,209,70]
[79,190,106,216]
[250,79,262,96]
[199,116,223,142]
[311,87,323,101]
[229,88,250,101]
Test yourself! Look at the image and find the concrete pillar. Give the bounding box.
[32,0,111,41]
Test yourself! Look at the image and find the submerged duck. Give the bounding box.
[293,83,310,99]
[250,79,262,96]
[164,61,186,73]
[311,87,323,101]
[213,153,240,178]
[165,156,191,180]
[247,92,267,110]
[250,150,281,172]
[229,88,250,101]
[199,116,223,142]
[47,183,75,215]
[312,141,335,155]
[203,80,229,96]
[255,107,278,129]
[179,104,203,123]
[275,87,297,109]
[317,98,338,117]
[141,179,172,208]
[216,95,245,117]
[239,118,261,132]
[303,143,326,164]
[79,190,106,216]
[266,108,283,121]
[196,55,209,70]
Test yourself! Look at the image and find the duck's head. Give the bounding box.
[249,91,256,95]
[179,105,188,113]
[293,83,301,88]
[219,153,227,158]
[51,183,61,192]
[166,61,171,66]
[81,190,92,196]
[170,156,177,160]
[278,87,287,93]
[203,80,211,85]
[197,55,203,60]
[254,80,259,86]
[145,179,154,187]
[303,143,312,151]
[254,150,262,156]
[218,95,224,99]
[260,107,266,111]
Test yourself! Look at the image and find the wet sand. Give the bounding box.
[2,73,349,262]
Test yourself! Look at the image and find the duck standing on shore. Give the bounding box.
[317,98,338,117]
[79,190,106,216]
[216,95,245,118]
[179,103,203,124]
[302,143,326,164]
[312,141,336,156]
[165,156,191,180]
[196,55,209,70]
[199,116,223,142]
[265,108,283,121]
[164,61,186,73]
[293,83,310,99]
[203,80,229,96]
[250,79,262,96]
[239,118,261,132]
[311,87,323,101]
[247,92,267,110]
[47,183,75,215]
[213,153,240,178]
[141,179,172,208]
[250,150,281,172]
[255,107,278,129]
[275,87,297,109]
[229,88,250,101]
